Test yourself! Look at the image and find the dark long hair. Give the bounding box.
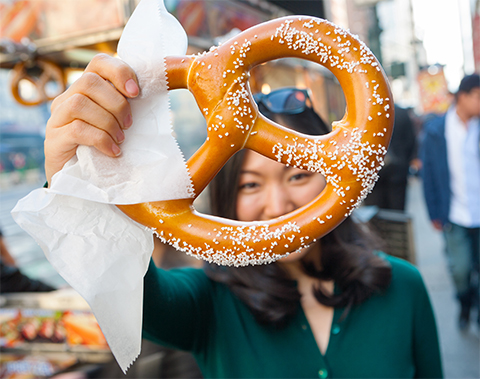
[205,101,392,327]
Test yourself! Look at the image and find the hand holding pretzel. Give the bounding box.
[44,54,139,185]
[116,16,395,266]
[45,16,393,267]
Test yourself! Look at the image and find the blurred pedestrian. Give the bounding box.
[420,73,480,330]
[0,229,17,266]
[364,105,417,210]
[0,229,55,293]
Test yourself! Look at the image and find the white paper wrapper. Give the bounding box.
[12,0,193,372]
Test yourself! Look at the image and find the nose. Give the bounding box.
[262,184,295,220]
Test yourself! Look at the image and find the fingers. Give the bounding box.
[51,55,138,131]
[85,53,139,98]
[45,54,139,184]
[44,118,121,185]
[432,220,443,231]
[48,118,122,158]
[49,74,131,144]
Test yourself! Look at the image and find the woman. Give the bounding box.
[45,55,443,378]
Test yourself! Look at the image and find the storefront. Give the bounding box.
[0,0,345,163]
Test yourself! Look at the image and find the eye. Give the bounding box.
[238,181,260,192]
[289,173,310,182]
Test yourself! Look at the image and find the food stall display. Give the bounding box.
[0,291,113,378]
[1,309,107,349]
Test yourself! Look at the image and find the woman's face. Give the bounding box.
[236,150,327,262]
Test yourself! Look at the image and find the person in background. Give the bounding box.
[420,73,480,330]
[0,229,17,266]
[0,229,55,293]
[364,104,417,211]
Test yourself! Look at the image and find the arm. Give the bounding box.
[1,262,55,293]
[44,54,139,185]
[412,274,444,378]
[142,261,214,352]
[0,235,16,266]
[394,106,417,167]
[419,123,443,225]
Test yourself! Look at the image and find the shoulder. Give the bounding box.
[363,253,433,316]
[423,114,446,136]
[379,253,427,295]
[145,263,211,290]
[164,266,209,280]
[145,262,233,297]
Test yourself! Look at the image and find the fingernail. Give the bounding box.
[125,79,139,97]
[112,144,122,156]
[117,130,125,143]
[124,113,132,129]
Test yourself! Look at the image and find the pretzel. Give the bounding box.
[11,59,66,106]
[117,16,394,267]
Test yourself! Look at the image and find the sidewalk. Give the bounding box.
[406,177,479,379]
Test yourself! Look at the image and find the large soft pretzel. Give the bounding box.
[118,16,394,266]
[11,59,66,106]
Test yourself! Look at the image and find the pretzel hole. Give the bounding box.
[169,88,210,211]
[23,65,44,80]
[169,88,207,159]
[249,58,346,130]
[44,79,63,99]
[16,78,39,102]
[167,86,330,222]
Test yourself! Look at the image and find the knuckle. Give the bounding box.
[50,96,60,112]
[67,93,88,114]
[45,118,55,135]
[88,53,112,68]
[111,64,136,88]
[43,137,51,151]
[80,71,103,88]
[68,119,87,139]
[93,134,110,148]
[96,133,114,150]
[103,113,118,131]
[69,120,111,147]
[118,64,134,79]
[113,96,130,116]
[50,92,65,112]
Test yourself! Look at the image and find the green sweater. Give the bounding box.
[143,254,443,378]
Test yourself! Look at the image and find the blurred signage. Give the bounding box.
[168,0,268,40]
[0,0,126,43]
[474,10,480,73]
[417,66,451,115]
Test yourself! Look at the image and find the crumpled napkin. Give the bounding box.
[12,0,193,372]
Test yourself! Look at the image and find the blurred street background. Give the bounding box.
[1,0,480,378]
